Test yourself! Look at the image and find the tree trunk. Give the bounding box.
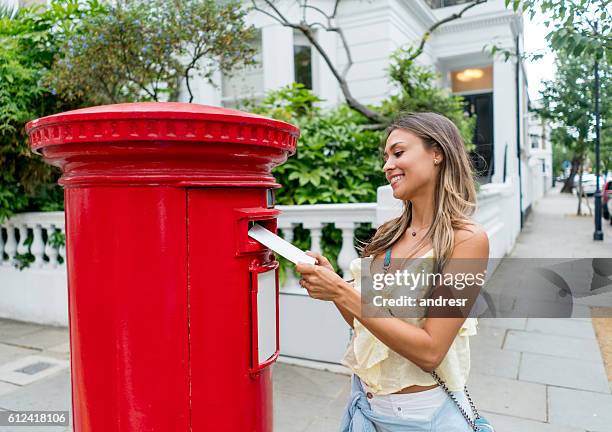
[576,161,588,216]
[561,156,580,193]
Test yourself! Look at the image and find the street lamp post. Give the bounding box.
[593,30,603,241]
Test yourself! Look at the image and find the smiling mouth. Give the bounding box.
[390,174,404,185]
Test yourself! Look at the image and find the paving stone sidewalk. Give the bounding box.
[0,186,611,431]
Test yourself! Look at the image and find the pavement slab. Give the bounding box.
[504,330,603,361]
[548,386,612,432]
[467,372,548,421]
[519,352,610,393]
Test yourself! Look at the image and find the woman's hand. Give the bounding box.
[305,250,334,272]
[296,253,347,301]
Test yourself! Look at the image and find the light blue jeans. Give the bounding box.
[340,374,475,432]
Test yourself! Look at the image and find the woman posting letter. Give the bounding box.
[295,112,492,432]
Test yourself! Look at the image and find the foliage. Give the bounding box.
[538,48,610,202]
[250,83,387,205]
[0,0,106,221]
[385,46,477,152]
[45,0,257,104]
[507,0,610,60]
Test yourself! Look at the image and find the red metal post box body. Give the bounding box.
[25,103,299,431]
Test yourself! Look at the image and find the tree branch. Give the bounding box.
[407,0,488,62]
[254,0,385,123]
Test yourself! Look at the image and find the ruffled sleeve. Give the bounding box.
[458,317,478,336]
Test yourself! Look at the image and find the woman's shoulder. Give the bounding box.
[452,221,489,255]
[453,221,487,243]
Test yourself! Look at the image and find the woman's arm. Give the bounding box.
[334,283,356,329]
[304,251,356,329]
[334,227,489,371]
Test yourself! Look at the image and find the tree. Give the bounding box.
[538,50,610,213]
[46,0,258,104]
[508,0,610,59]
[0,0,107,221]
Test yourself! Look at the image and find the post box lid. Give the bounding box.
[26,102,299,155]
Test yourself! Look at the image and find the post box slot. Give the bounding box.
[235,207,280,256]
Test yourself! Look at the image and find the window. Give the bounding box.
[221,30,264,108]
[530,134,540,149]
[293,31,313,89]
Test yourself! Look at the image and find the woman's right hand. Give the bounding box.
[305,250,335,273]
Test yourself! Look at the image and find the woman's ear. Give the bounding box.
[433,148,444,165]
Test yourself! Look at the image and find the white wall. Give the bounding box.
[0,267,68,326]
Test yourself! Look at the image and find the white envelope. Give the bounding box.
[248,224,316,265]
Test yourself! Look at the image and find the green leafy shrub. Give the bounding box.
[251,84,387,205]
[0,0,108,221]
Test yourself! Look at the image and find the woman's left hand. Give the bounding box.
[295,262,346,301]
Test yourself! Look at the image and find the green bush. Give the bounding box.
[251,84,387,205]
[0,0,108,221]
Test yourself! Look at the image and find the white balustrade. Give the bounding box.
[0,212,66,269]
[4,223,17,264]
[277,203,377,293]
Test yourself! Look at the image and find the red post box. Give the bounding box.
[25,102,299,431]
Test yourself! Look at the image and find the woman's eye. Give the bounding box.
[394,151,403,158]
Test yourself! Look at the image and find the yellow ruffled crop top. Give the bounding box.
[341,249,478,395]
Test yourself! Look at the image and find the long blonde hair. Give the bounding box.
[361,112,477,274]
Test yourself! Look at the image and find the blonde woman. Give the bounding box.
[296,112,492,431]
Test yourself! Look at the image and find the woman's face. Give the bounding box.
[382,129,441,200]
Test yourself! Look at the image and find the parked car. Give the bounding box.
[573,174,606,196]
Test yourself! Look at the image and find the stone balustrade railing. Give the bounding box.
[0,212,66,269]
[0,204,377,276]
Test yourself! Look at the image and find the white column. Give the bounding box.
[5,224,17,264]
[31,224,45,268]
[493,57,517,186]
[0,227,4,265]
[16,225,28,256]
[262,25,295,91]
[303,222,323,254]
[314,28,339,109]
[336,222,358,280]
[280,225,299,290]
